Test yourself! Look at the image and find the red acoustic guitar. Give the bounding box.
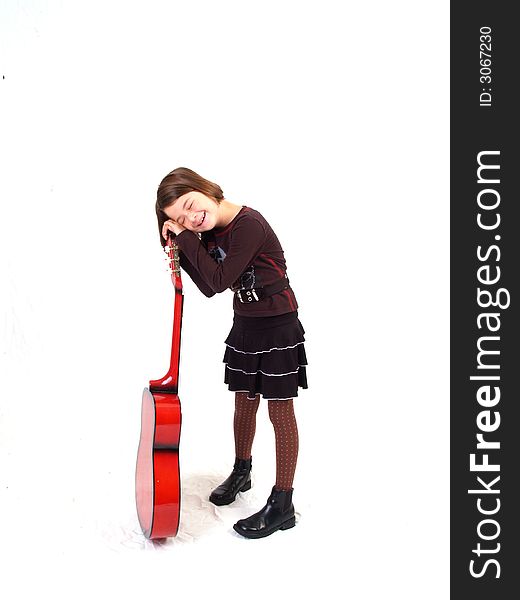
[135,233,184,538]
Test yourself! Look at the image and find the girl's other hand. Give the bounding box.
[162,219,186,240]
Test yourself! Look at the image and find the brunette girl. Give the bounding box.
[156,167,308,539]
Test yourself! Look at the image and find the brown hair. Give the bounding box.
[155,167,224,247]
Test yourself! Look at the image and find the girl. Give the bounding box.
[156,167,307,539]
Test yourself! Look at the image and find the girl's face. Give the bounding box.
[163,191,219,233]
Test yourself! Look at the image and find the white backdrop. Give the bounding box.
[0,1,449,598]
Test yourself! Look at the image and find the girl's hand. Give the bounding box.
[162,219,186,240]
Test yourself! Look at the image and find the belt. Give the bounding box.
[234,276,290,303]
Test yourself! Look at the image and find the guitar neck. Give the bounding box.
[149,238,184,393]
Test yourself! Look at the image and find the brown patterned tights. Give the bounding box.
[234,392,260,460]
[234,392,299,491]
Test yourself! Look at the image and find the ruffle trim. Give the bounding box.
[222,312,308,399]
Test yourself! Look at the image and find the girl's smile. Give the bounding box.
[163,192,216,232]
[163,192,242,235]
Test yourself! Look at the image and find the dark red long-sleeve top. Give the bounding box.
[175,206,298,317]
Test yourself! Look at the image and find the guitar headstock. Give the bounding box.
[163,233,183,290]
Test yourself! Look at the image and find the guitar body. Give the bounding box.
[135,234,184,539]
[135,388,181,538]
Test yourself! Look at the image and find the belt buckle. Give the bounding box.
[237,288,259,303]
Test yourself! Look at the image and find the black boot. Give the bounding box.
[233,486,296,539]
[209,457,252,506]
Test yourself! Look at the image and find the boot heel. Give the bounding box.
[240,479,252,492]
[280,516,296,530]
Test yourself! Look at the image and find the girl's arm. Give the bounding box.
[178,252,216,297]
[175,218,265,293]
[162,223,215,297]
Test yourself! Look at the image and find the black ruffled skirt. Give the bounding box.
[223,311,308,400]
